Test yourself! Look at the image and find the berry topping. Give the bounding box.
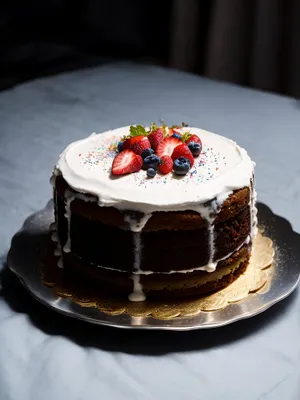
[173,157,191,176]
[148,128,164,150]
[112,150,143,175]
[186,134,202,145]
[188,141,202,157]
[141,148,155,159]
[123,136,151,155]
[171,143,194,167]
[117,141,123,152]
[170,127,183,135]
[147,168,157,178]
[156,137,182,158]
[158,155,173,175]
[142,154,161,170]
[171,133,182,140]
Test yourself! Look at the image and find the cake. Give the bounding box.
[50,124,257,302]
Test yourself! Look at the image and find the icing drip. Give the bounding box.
[49,168,59,186]
[53,187,98,266]
[252,189,258,237]
[63,189,75,253]
[51,190,64,268]
[206,223,216,272]
[63,190,98,254]
[194,191,232,273]
[128,274,145,302]
[249,182,258,238]
[124,213,152,233]
[128,231,146,302]
[50,222,64,268]
[125,215,148,302]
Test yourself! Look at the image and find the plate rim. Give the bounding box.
[6,201,300,331]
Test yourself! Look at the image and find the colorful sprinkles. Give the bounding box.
[78,138,227,188]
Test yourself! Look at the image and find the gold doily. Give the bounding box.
[42,232,274,320]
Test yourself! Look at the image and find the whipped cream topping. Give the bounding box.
[53,126,255,214]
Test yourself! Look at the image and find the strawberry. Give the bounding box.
[158,155,173,175]
[156,137,182,158]
[186,134,202,145]
[123,136,151,155]
[171,143,194,167]
[112,150,143,175]
[148,128,164,150]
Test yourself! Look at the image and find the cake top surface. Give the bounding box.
[53,125,254,212]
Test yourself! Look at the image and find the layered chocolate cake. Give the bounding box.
[50,124,257,302]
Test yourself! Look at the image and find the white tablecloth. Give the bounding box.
[0,62,299,400]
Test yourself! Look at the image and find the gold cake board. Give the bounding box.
[42,232,274,320]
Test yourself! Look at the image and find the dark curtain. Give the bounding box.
[0,0,172,90]
[1,0,299,97]
[170,0,300,97]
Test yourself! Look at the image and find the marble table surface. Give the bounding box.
[0,61,299,400]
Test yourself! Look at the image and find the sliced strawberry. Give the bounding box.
[148,128,164,150]
[158,155,173,175]
[112,150,143,175]
[123,136,151,155]
[171,143,194,167]
[156,137,182,158]
[186,134,202,145]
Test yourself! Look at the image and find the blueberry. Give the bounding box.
[142,154,160,170]
[141,148,154,159]
[117,141,123,152]
[188,141,202,157]
[147,168,156,178]
[173,157,191,175]
[172,133,182,140]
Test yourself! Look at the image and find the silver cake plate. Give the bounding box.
[7,201,300,331]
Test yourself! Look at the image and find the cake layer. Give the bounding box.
[61,244,250,299]
[55,190,251,272]
[55,176,250,231]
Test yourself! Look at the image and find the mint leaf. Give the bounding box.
[181,132,192,142]
[129,125,147,137]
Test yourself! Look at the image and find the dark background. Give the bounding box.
[1,0,300,96]
[0,1,172,90]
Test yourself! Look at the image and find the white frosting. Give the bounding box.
[52,126,254,214]
[63,189,74,253]
[52,126,256,302]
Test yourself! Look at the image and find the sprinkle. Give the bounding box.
[78,137,227,186]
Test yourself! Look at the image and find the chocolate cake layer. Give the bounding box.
[61,245,250,300]
[56,193,251,272]
[55,176,250,231]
